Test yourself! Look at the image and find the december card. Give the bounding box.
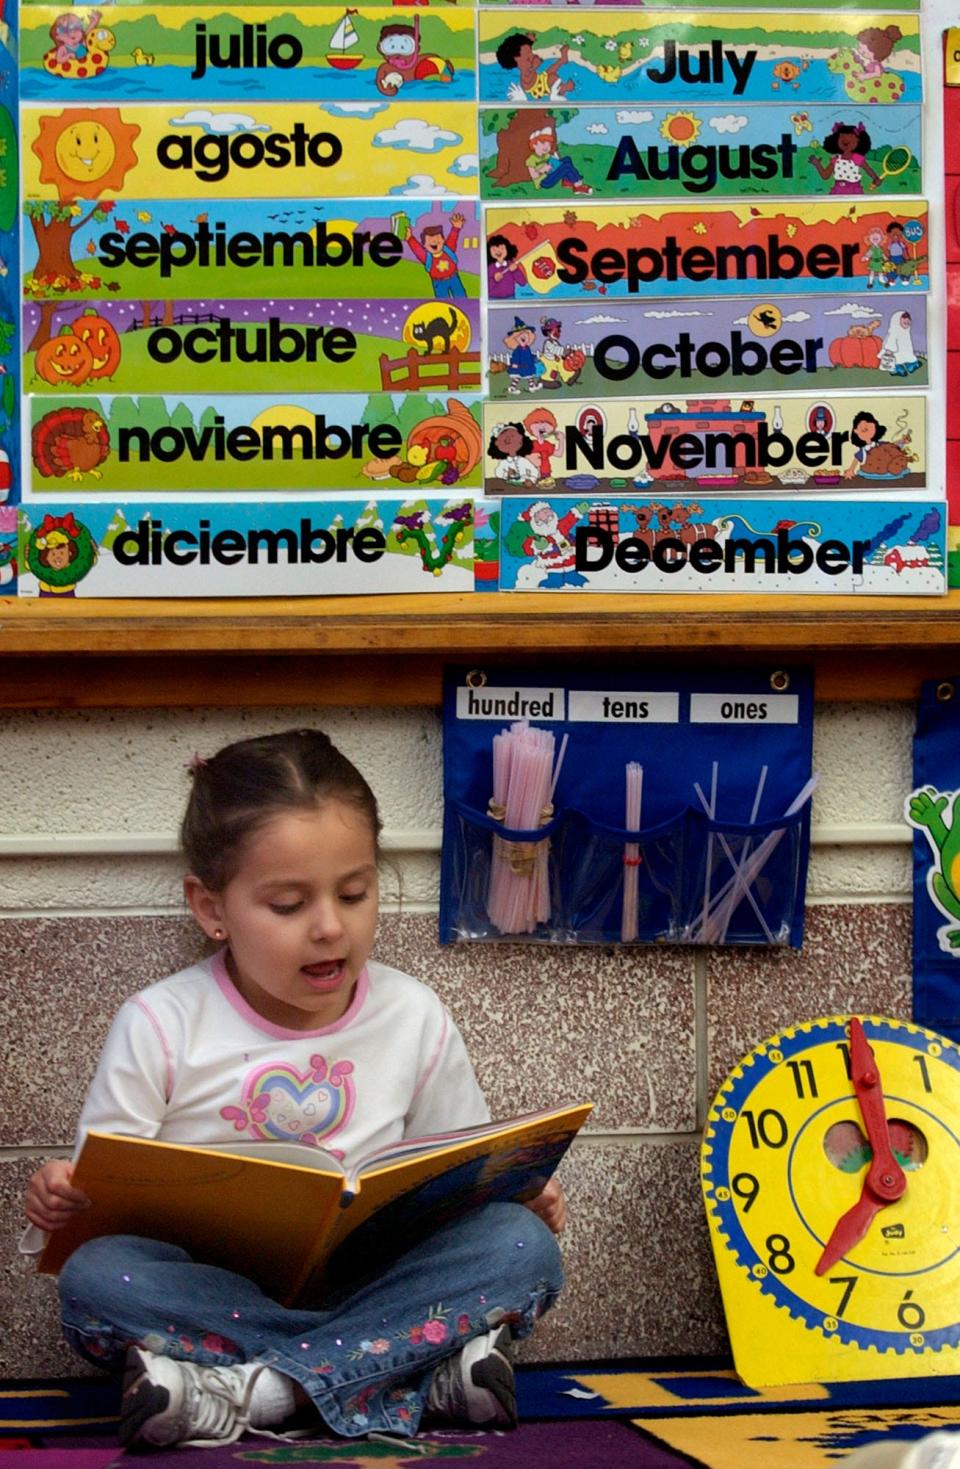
[25,298,482,397]
[22,199,481,303]
[16,497,476,597]
[479,105,922,202]
[482,394,925,496]
[26,392,483,495]
[21,7,477,102]
[486,294,927,401]
[20,102,480,202]
[482,201,929,302]
[478,12,921,107]
[495,494,945,596]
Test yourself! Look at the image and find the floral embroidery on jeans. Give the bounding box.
[395,1302,450,1348]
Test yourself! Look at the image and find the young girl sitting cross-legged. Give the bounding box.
[24,728,566,1451]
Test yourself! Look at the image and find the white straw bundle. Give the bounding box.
[486,722,566,935]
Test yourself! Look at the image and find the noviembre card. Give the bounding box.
[26,393,483,496]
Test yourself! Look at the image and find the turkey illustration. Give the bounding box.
[32,408,110,482]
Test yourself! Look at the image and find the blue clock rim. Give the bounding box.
[703,1015,960,1354]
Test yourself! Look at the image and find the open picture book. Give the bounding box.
[37,1101,592,1305]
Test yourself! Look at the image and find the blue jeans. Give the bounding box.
[58,1203,563,1440]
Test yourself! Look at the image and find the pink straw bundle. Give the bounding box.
[486,722,567,935]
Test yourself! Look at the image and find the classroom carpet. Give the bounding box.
[3,1365,960,1466]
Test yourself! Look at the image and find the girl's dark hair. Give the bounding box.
[181,728,382,890]
[487,233,517,263]
[823,123,870,155]
[488,423,533,459]
[851,410,886,447]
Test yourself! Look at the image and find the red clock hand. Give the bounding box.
[815,1180,887,1275]
[849,1016,907,1204]
[814,1018,907,1277]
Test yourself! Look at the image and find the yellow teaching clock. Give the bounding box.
[701,1015,960,1386]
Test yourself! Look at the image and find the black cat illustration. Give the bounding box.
[410,308,459,355]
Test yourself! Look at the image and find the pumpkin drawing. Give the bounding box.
[72,308,122,380]
[35,326,94,387]
[828,331,882,370]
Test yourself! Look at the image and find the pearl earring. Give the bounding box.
[214,928,225,941]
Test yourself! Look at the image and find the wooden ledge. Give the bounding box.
[2,592,960,706]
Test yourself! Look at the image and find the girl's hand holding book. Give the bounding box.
[25,1159,91,1232]
[524,1177,567,1235]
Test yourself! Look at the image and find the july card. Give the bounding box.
[478,12,921,107]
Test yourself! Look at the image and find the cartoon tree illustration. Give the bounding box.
[24,108,142,332]
[483,108,577,188]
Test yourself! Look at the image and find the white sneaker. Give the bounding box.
[425,1324,517,1429]
[120,1346,263,1448]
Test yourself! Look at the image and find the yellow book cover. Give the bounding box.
[37,1101,592,1305]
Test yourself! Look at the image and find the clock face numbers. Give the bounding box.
[703,1017,960,1356]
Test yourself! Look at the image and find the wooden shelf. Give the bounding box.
[3,591,960,707]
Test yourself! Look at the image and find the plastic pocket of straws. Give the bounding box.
[443,800,568,941]
[672,806,809,947]
[559,807,685,944]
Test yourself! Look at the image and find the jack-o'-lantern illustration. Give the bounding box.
[72,307,121,379]
[35,325,94,386]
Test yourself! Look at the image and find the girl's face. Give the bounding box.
[490,242,508,263]
[187,801,379,1031]
[497,425,524,455]
[837,130,858,155]
[859,417,878,442]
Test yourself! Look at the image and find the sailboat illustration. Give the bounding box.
[327,8,362,70]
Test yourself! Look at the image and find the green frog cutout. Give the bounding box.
[907,786,960,949]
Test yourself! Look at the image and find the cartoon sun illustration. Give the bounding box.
[32,108,140,199]
[659,111,702,149]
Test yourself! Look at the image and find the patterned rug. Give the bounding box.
[4,1366,959,1466]
[0,1421,682,1467]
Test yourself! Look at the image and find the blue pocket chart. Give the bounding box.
[440,664,815,948]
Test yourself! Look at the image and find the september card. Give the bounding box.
[482,201,929,302]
